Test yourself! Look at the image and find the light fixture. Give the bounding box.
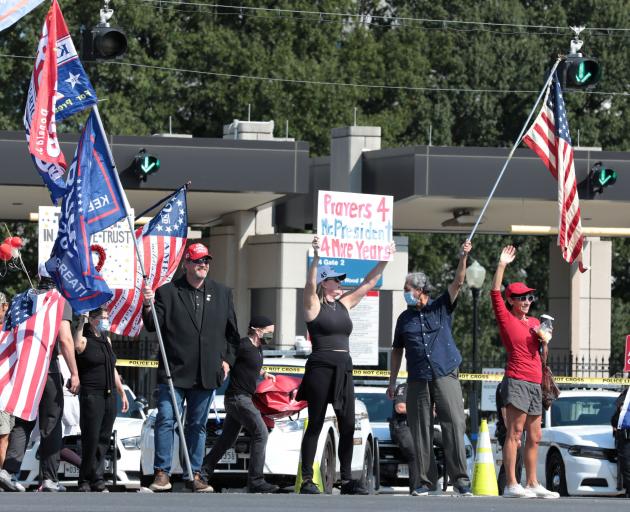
[465,260,487,290]
[441,208,483,228]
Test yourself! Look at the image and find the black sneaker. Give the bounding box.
[340,479,369,495]
[78,482,91,492]
[299,479,321,494]
[454,480,472,496]
[411,485,430,496]
[248,481,279,494]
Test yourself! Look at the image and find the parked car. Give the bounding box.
[19,385,146,490]
[536,389,623,496]
[140,358,379,493]
[354,385,474,490]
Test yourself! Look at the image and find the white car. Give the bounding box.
[140,357,378,493]
[536,389,623,496]
[19,385,146,490]
[354,385,474,491]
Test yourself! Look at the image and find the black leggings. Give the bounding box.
[79,392,116,487]
[299,352,355,481]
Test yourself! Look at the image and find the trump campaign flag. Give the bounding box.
[0,0,45,32]
[24,0,98,204]
[0,289,66,420]
[108,187,188,336]
[45,109,128,313]
[523,73,586,272]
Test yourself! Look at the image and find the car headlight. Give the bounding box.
[121,436,142,450]
[567,445,609,459]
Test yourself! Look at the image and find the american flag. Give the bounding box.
[0,289,66,421]
[108,187,188,336]
[523,72,586,271]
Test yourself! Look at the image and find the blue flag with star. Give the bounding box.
[2,290,37,332]
[45,109,128,313]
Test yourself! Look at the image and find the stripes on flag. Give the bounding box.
[108,187,188,336]
[0,290,65,421]
[523,73,587,272]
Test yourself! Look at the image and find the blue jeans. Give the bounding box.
[154,384,213,476]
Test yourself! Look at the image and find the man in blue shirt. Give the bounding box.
[387,241,472,496]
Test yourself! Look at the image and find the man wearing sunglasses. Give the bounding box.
[142,243,240,493]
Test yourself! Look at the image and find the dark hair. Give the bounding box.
[88,307,107,319]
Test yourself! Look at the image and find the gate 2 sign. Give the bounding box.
[316,190,394,261]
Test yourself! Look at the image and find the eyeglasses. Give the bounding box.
[511,294,536,302]
[191,257,211,265]
[324,277,341,283]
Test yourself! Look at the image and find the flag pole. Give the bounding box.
[91,104,195,483]
[135,181,191,220]
[467,57,562,241]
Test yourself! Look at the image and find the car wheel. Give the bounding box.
[547,451,568,496]
[320,434,335,494]
[359,442,375,494]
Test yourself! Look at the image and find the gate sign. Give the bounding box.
[625,335,630,373]
[316,190,393,261]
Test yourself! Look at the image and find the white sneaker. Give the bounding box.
[503,483,536,498]
[38,479,66,492]
[525,484,560,499]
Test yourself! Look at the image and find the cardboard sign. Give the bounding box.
[316,190,393,261]
[480,368,505,411]
[38,205,135,290]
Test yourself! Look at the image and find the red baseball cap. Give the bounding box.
[185,243,213,261]
[505,282,536,300]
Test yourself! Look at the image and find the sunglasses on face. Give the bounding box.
[512,294,536,302]
[191,257,211,265]
[325,277,341,283]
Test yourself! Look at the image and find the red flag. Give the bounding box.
[0,289,65,421]
[523,73,586,272]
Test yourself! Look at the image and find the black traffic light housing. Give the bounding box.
[131,150,161,182]
[558,54,601,90]
[577,162,617,199]
[82,25,127,60]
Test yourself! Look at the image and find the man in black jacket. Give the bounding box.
[142,243,240,492]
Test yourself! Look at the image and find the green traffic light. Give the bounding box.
[597,168,617,187]
[575,61,592,84]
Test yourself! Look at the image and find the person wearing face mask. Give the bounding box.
[491,246,558,499]
[298,236,395,495]
[387,240,472,497]
[74,307,128,492]
[201,316,277,493]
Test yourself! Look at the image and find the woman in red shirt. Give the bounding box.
[491,246,557,499]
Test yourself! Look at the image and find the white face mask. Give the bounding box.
[97,319,110,332]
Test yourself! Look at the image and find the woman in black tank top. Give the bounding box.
[298,235,395,495]
[73,307,128,492]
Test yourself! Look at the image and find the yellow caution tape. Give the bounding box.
[116,360,630,385]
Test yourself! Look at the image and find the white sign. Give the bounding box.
[316,190,393,261]
[480,368,505,411]
[38,206,135,290]
[348,291,379,366]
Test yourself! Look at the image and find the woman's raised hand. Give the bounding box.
[312,236,320,254]
[499,245,516,266]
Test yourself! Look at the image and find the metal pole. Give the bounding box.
[92,104,195,482]
[467,58,562,240]
[470,287,479,444]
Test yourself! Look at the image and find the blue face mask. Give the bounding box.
[404,291,419,306]
[97,319,110,332]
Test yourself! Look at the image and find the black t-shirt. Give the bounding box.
[391,382,408,422]
[49,300,73,374]
[226,337,263,397]
[76,329,117,392]
[182,280,205,387]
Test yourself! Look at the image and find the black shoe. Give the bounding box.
[78,482,91,492]
[299,479,321,494]
[91,480,107,492]
[248,481,279,494]
[340,479,369,495]
[454,479,472,496]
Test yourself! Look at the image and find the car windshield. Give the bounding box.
[550,395,617,427]
[116,388,144,420]
[355,392,391,422]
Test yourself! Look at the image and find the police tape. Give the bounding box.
[115,360,630,385]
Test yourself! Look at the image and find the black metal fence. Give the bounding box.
[111,334,159,405]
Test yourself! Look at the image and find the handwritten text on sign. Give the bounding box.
[317,190,393,261]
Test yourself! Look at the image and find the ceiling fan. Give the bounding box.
[441,208,483,228]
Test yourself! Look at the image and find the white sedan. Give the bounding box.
[536,389,623,496]
[140,357,378,493]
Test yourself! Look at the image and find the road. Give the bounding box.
[0,492,626,512]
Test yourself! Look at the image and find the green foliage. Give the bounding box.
[0,222,38,299]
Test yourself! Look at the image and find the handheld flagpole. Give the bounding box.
[135,181,192,220]
[467,57,562,241]
[91,104,195,483]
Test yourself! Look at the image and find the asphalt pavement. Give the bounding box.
[0,492,627,512]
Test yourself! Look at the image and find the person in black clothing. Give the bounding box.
[297,235,395,495]
[495,380,524,494]
[389,383,421,494]
[611,387,630,497]
[202,315,277,493]
[74,307,128,492]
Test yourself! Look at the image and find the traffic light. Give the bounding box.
[131,150,161,181]
[577,162,617,199]
[558,54,601,90]
[82,25,127,60]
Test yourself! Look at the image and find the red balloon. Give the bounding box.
[8,237,23,248]
[0,243,12,261]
